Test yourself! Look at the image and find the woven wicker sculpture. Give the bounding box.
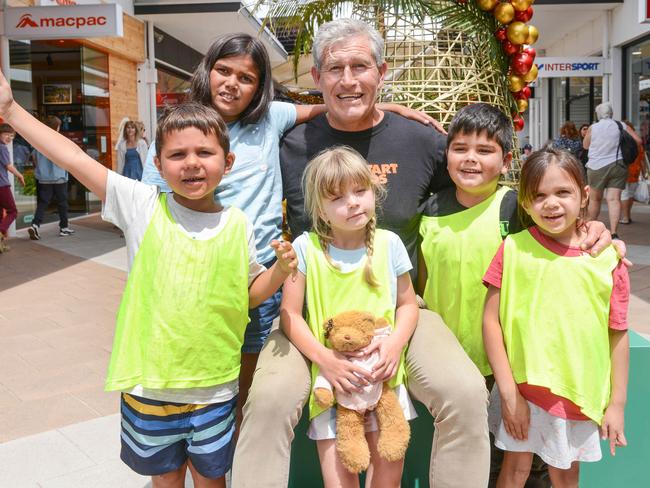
[258,0,535,177]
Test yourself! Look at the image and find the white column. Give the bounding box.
[602,9,612,104]
[137,21,158,140]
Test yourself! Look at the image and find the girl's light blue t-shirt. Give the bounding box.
[141,101,297,263]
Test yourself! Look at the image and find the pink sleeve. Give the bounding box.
[609,261,630,330]
[482,241,506,289]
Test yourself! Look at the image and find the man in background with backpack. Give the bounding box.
[583,102,638,239]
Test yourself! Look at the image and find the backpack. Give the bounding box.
[615,120,639,166]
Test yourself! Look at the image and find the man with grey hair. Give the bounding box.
[583,102,629,238]
[233,18,490,487]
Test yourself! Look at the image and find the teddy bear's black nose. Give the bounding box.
[344,335,351,340]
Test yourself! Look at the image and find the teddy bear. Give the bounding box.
[313,310,411,474]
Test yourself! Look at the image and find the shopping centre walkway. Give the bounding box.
[1,205,650,487]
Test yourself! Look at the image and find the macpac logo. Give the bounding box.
[537,63,600,72]
[16,14,38,28]
[15,12,107,29]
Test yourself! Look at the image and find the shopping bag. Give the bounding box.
[634,178,650,203]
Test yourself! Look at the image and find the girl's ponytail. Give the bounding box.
[363,216,380,288]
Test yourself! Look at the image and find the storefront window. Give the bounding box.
[8,40,109,228]
[550,77,601,138]
[156,67,191,118]
[626,37,650,149]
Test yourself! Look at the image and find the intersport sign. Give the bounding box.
[3,4,123,40]
[536,57,607,78]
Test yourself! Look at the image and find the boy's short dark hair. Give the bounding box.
[44,115,62,131]
[155,102,230,159]
[447,103,513,154]
[0,123,15,134]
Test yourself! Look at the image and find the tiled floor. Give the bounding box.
[0,205,649,487]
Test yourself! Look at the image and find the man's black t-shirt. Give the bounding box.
[280,111,450,274]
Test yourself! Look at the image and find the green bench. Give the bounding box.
[288,331,650,487]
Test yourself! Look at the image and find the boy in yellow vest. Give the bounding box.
[418,103,519,377]
[0,69,297,487]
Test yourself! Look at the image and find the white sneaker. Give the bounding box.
[28,224,40,240]
[59,227,75,236]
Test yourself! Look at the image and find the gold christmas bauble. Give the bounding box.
[511,0,532,12]
[509,74,525,92]
[522,64,538,82]
[516,98,529,112]
[494,3,515,24]
[525,25,539,45]
[507,22,529,45]
[477,0,499,11]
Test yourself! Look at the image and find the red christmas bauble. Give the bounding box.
[513,115,525,131]
[515,6,533,22]
[513,86,532,100]
[523,46,537,59]
[511,52,534,75]
[495,27,507,41]
[502,40,519,56]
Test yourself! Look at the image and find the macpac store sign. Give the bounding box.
[2,4,123,40]
[536,57,606,78]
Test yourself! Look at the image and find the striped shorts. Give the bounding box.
[120,393,237,478]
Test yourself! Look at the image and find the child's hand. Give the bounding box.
[501,390,530,441]
[601,403,627,456]
[0,69,15,116]
[270,239,297,277]
[318,349,373,395]
[365,335,403,383]
[15,173,24,186]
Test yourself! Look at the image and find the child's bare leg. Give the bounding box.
[186,459,226,488]
[151,464,187,488]
[236,352,259,435]
[317,439,360,488]
[547,462,579,488]
[496,451,534,488]
[364,431,404,488]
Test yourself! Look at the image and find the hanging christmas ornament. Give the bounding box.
[513,114,525,131]
[516,98,529,112]
[495,26,508,41]
[502,40,519,56]
[477,0,499,11]
[508,74,525,92]
[523,46,536,59]
[494,3,515,24]
[511,0,533,12]
[511,52,534,75]
[507,22,529,45]
[514,6,534,22]
[522,64,538,82]
[513,86,532,100]
[525,25,539,45]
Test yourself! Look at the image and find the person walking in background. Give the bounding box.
[578,123,590,167]
[620,120,647,225]
[583,103,630,239]
[552,121,582,158]
[116,120,147,181]
[135,120,149,145]
[28,115,75,240]
[0,123,24,252]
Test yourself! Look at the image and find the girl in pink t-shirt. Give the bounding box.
[482,148,629,487]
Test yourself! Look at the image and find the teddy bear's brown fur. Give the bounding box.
[314,311,410,474]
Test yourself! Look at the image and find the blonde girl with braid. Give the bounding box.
[281,146,419,487]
